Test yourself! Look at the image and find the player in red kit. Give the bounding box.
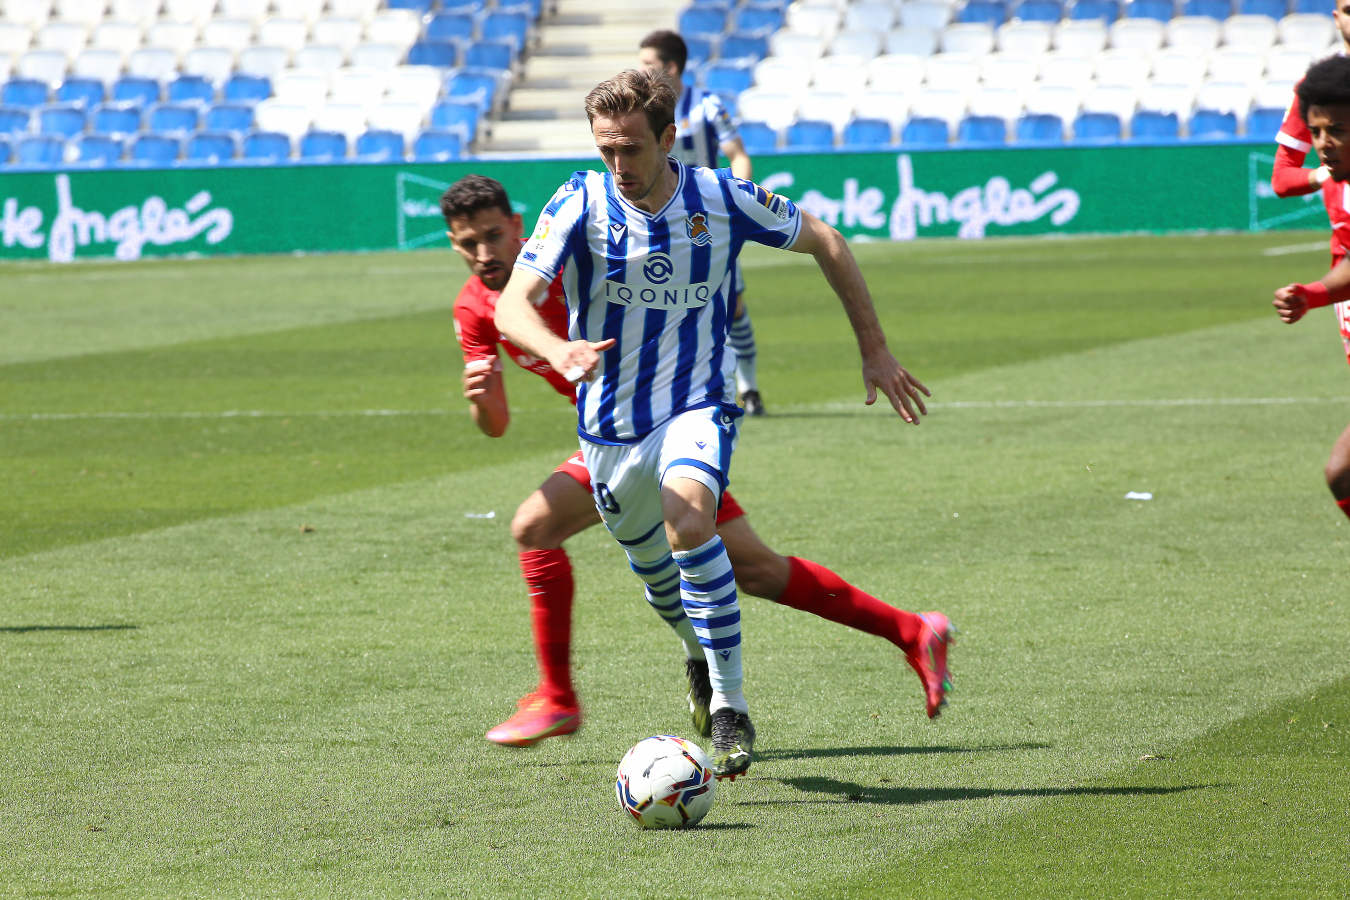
[442,174,954,747]
[1270,56,1350,520]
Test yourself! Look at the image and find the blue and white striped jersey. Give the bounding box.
[515,159,801,445]
[670,85,738,168]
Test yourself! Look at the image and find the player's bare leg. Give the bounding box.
[485,472,598,747]
[1324,421,1350,520]
[717,515,955,718]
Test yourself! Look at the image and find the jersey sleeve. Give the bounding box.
[724,174,803,250]
[705,93,739,147]
[452,284,500,366]
[1277,89,1311,154]
[514,174,588,284]
[1272,88,1317,197]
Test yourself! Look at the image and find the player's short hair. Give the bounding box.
[440,174,512,227]
[584,69,677,140]
[639,29,687,75]
[1297,55,1350,121]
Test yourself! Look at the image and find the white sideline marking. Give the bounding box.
[7,396,1350,422]
[1261,241,1328,257]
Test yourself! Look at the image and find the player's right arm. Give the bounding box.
[493,268,614,383]
[1272,92,1329,197]
[453,297,511,437]
[1273,257,1350,323]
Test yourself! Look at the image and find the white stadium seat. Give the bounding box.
[1023,83,1083,121]
[898,0,953,32]
[788,2,843,38]
[737,87,801,130]
[1277,13,1335,48]
[274,0,326,24]
[312,101,369,139]
[1266,46,1319,85]
[33,21,88,59]
[1208,47,1267,85]
[1081,83,1139,121]
[845,1,897,32]
[0,22,33,57]
[0,57,12,83]
[925,53,981,92]
[143,21,199,57]
[1053,20,1108,56]
[256,17,311,55]
[1151,49,1209,87]
[1253,79,1295,109]
[1222,14,1278,50]
[183,47,238,84]
[17,48,68,85]
[199,19,256,54]
[329,66,388,108]
[998,21,1053,56]
[980,54,1039,93]
[160,0,214,27]
[797,90,856,132]
[273,69,331,107]
[254,98,313,138]
[366,100,427,140]
[940,23,996,55]
[966,85,1026,122]
[55,0,108,28]
[1109,19,1165,52]
[364,9,422,49]
[831,28,884,58]
[1165,16,1221,52]
[1037,53,1096,90]
[89,21,144,60]
[854,88,910,127]
[906,86,971,126]
[812,55,870,94]
[110,0,161,27]
[383,65,444,107]
[754,55,814,93]
[326,0,381,22]
[312,17,366,53]
[770,29,828,60]
[219,0,272,25]
[1094,48,1154,88]
[125,46,178,80]
[867,53,926,92]
[236,46,291,79]
[347,42,406,70]
[1194,80,1253,115]
[3,0,54,29]
[885,26,939,56]
[1136,81,1196,116]
[294,44,346,74]
[70,47,124,83]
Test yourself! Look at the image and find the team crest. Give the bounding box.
[686,212,712,246]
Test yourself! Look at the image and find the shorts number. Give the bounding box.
[593,482,621,515]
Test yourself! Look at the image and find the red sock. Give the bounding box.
[778,557,924,652]
[519,548,575,705]
[1338,498,1350,521]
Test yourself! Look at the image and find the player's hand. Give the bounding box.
[549,338,616,384]
[862,348,931,424]
[1313,165,1333,186]
[1273,284,1310,324]
[462,358,497,398]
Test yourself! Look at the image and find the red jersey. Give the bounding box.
[453,271,576,400]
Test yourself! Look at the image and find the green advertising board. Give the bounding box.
[0,143,1331,263]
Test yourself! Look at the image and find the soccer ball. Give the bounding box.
[615,735,716,829]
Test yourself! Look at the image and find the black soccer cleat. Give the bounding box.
[739,390,766,417]
[710,707,755,781]
[686,658,713,738]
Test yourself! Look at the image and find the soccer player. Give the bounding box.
[638,29,766,416]
[492,70,932,778]
[1270,0,1350,200]
[1270,55,1350,519]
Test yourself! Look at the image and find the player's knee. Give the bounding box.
[511,500,558,550]
[1325,452,1350,496]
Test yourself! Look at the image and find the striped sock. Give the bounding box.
[673,535,746,713]
[623,529,702,658]
[728,308,757,395]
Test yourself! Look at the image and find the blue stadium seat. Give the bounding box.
[242,130,291,161]
[426,13,476,43]
[430,100,480,141]
[1015,113,1065,144]
[91,103,141,137]
[0,106,29,135]
[739,119,778,153]
[1237,0,1287,16]
[957,0,1008,24]
[1246,106,1285,139]
[1068,0,1120,18]
[355,129,405,161]
[74,134,123,164]
[704,62,753,97]
[1189,109,1238,138]
[56,78,105,108]
[408,40,460,67]
[1124,0,1175,19]
[413,128,464,160]
[206,103,254,134]
[168,75,215,105]
[465,40,514,71]
[299,129,348,161]
[1072,111,1123,141]
[185,131,237,162]
[901,116,950,147]
[497,0,541,16]
[957,114,1007,145]
[842,117,895,150]
[1013,0,1065,18]
[148,103,200,135]
[0,136,11,163]
[1130,109,1180,140]
[785,119,835,151]
[1291,0,1327,11]
[1181,0,1232,15]
[438,0,488,11]
[446,70,498,113]
[16,135,65,166]
[719,33,769,63]
[223,74,271,104]
[386,0,434,11]
[112,76,161,106]
[2,79,50,109]
[732,5,785,36]
[679,6,729,39]
[684,35,717,67]
[129,134,180,164]
[38,104,86,138]
[482,11,530,52]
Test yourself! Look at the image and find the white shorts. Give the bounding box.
[582,407,740,542]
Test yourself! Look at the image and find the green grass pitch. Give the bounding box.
[3,232,1349,898]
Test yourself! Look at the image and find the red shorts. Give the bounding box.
[555,450,746,524]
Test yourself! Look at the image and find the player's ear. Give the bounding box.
[509,213,523,239]
[660,122,676,152]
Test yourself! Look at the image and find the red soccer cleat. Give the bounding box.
[485,692,580,747]
[908,611,955,719]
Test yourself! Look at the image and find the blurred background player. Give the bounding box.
[638,29,766,416]
[1270,55,1350,520]
[445,168,950,761]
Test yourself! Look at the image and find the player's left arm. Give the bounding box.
[721,136,752,181]
[494,269,614,382]
[787,211,930,424]
[1273,257,1350,324]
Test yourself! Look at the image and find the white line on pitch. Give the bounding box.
[1261,241,1328,256]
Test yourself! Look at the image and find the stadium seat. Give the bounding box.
[784,118,835,150]
[206,103,254,133]
[91,103,141,137]
[0,136,9,163]
[738,119,778,152]
[957,114,1007,145]
[16,134,66,165]
[168,75,215,106]
[56,77,105,108]
[1290,0,1328,11]
[129,134,180,164]
[37,103,85,137]
[185,131,237,162]
[299,129,348,161]
[0,106,30,135]
[1073,110,1124,141]
[429,100,479,141]
[1189,108,1238,138]
[426,13,477,44]
[438,0,488,11]
[242,130,292,161]
[1181,0,1232,16]
[445,70,498,113]
[705,62,754,98]
[1015,112,1066,143]
[1068,0,1120,19]
[1278,13,1335,46]
[721,33,771,63]
[899,0,953,31]
[183,47,237,84]
[1130,109,1181,139]
[465,40,514,71]
[408,41,460,67]
[355,129,405,161]
[112,76,161,106]
[1125,0,1175,20]
[900,115,950,146]
[223,74,272,105]
[1082,84,1139,121]
[1245,105,1285,139]
[942,23,997,53]
[1109,18,1166,50]
[842,117,895,149]
[412,128,463,160]
[482,11,531,52]
[734,5,786,36]
[74,134,123,164]
[257,18,310,54]
[1152,49,1209,86]
[3,78,50,109]
[69,49,123,85]
[680,7,730,40]
[311,103,367,141]
[957,0,1008,24]
[684,35,717,68]
[148,104,200,136]
[998,20,1054,53]
[1013,0,1064,20]
[1237,0,1288,16]
[18,50,71,89]
[386,0,434,11]
[237,47,291,81]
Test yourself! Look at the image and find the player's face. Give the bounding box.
[637,47,680,91]
[447,207,523,292]
[1335,0,1350,46]
[591,111,677,207]
[1307,104,1350,181]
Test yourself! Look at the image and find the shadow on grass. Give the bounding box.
[0,624,139,634]
[755,742,1050,762]
[741,777,1211,806]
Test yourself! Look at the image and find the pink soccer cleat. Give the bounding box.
[907,611,955,719]
[485,692,580,747]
